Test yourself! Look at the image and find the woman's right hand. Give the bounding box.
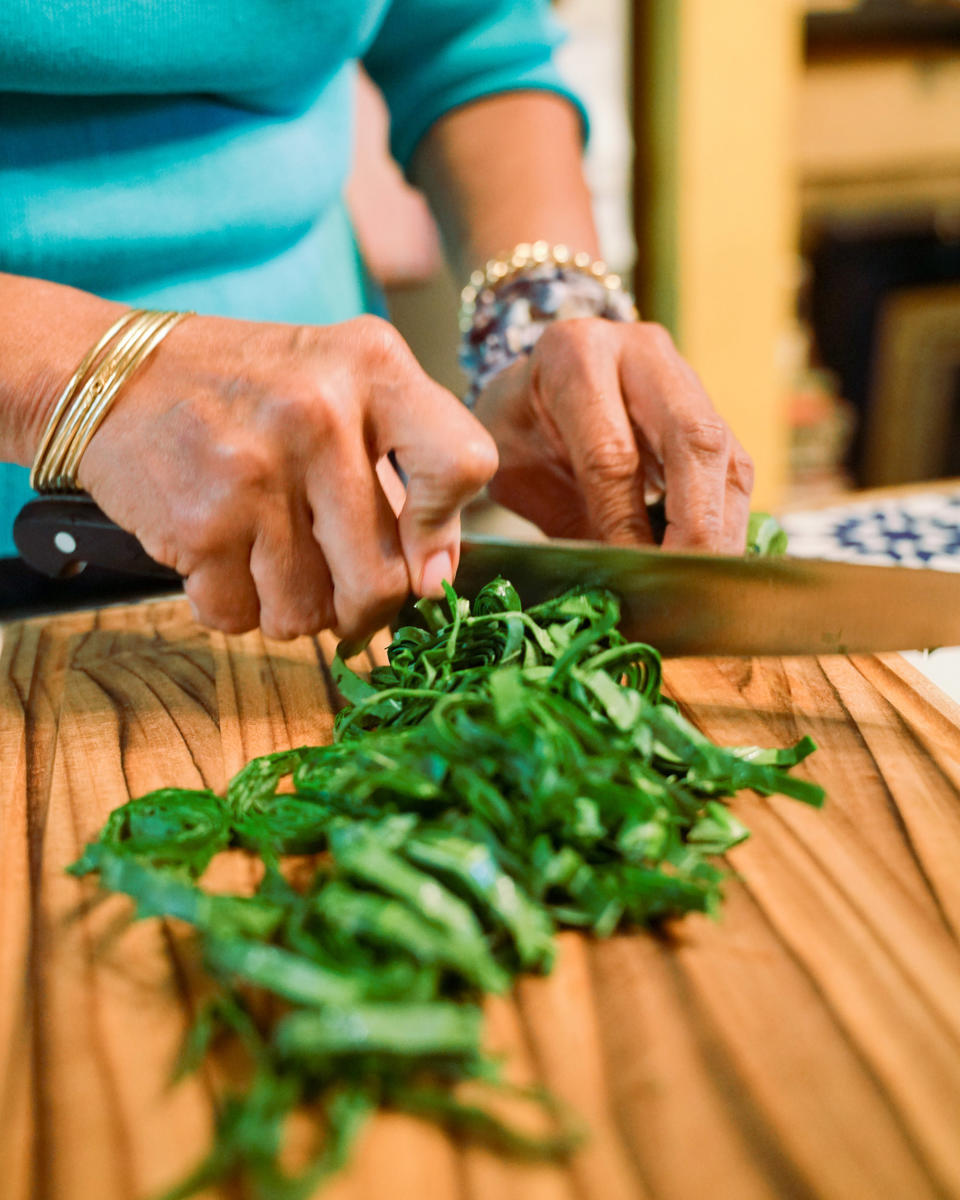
[72,313,498,640]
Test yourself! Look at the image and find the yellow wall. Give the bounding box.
[639,0,805,508]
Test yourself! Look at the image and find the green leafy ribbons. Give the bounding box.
[746,511,789,556]
[70,787,230,878]
[69,577,823,1199]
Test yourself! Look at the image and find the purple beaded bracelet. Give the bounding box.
[458,242,638,407]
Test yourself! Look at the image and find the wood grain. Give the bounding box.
[3,597,960,1200]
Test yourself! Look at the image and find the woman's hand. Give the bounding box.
[472,318,754,552]
[76,314,498,640]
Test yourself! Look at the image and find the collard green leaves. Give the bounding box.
[69,576,823,1199]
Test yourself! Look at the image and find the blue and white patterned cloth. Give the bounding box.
[783,489,960,692]
[781,491,960,572]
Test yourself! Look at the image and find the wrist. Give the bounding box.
[0,276,127,467]
[32,307,193,494]
[457,242,637,406]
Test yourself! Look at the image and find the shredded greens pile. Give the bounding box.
[70,574,822,1200]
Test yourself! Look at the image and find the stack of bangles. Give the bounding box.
[458,241,638,407]
[30,307,193,494]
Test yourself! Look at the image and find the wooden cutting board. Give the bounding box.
[3,596,960,1200]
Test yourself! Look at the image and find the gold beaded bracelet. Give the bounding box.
[458,240,637,331]
[31,308,193,494]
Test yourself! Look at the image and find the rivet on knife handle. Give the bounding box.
[13,495,180,581]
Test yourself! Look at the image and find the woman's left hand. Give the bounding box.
[472,318,755,553]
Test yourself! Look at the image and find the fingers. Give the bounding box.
[179,317,493,638]
[184,551,260,634]
[508,319,754,553]
[473,361,590,540]
[722,438,755,553]
[82,311,491,641]
[373,366,498,597]
[249,495,335,640]
[488,462,593,541]
[184,465,405,643]
[307,435,411,641]
[529,323,653,546]
[658,415,732,552]
[618,323,753,553]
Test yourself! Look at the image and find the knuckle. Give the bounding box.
[729,447,755,495]
[684,509,725,549]
[178,487,254,562]
[449,431,500,488]
[258,606,296,641]
[259,382,318,440]
[580,434,640,484]
[218,612,259,636]
[185,584,258,636]
[421,427,498,502]
[536,319,610,378]
[543,317,607,352]
[591,501,651,545]
[136,531,181,573]
[534,321,567,356]
[307,387,355,448]
[170,508,223,565]
[215,431,278,492]
[334,601,383,643]
[350,314,410,364]
[637,321,676,354]
[259,617,292,642]
[675,416,729,460]
[259,373,356,449]
[260,589,336,641]
[261,610,328,641]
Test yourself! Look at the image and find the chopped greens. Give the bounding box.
[746,511,789,557]
[69,577,823,1199]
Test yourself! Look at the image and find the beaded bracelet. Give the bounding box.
[458,241,638,406]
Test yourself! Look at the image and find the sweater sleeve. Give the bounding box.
[362,0,588,172]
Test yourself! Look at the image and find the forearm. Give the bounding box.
[0,274,125,465]
[410,91,600,280]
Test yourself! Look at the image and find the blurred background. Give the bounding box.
[348,0,960,512]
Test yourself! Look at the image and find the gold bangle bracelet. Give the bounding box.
[31,308,193,494]
[57,311,187,491]
[29,309,140,492]
[38,311,168,491]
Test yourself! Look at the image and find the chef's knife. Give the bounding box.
[13,493,960,657]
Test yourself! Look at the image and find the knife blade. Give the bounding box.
[13,494,960,657]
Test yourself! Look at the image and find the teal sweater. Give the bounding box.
[0,1,581,556]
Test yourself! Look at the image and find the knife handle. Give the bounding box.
[13,495,180,581]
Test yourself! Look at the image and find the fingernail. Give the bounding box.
[419,548,453,597]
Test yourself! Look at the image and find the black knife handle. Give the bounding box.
[13,495,180,581]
